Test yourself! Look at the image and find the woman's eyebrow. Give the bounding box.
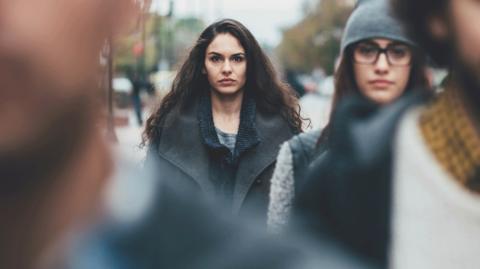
[359,40,378,46]
[207,51,245,56]
[360,41,406,49]
[388,42,408,47]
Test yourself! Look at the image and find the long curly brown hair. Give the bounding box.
[143,19,303,146]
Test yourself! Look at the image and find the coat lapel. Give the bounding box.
[156,103,216,197]
[232,112,295,213]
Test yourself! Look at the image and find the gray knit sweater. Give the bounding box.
[267,129,322,233]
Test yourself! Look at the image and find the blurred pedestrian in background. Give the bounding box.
[293,0,480,267]
[267,0,431,233]
[128,71,146,126]
[286,69,307,97]
[0,0,135,268]
[142,19,303,220]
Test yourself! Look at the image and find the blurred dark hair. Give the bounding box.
[391,0,451,67]
[143,19,302,146]
[318,42,431,144]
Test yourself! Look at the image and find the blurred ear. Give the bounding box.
[428,15,449,41]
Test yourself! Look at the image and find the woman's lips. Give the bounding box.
[369,79,394,88]
[218,78,236,86]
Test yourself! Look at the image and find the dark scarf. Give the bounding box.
[197,92,260,165]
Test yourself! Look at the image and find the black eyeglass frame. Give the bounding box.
[352,42,413,67]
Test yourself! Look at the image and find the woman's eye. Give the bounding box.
[232,56,244,62]
[358,46,377,55]
[389,47,409,58]
[210,56,221,62]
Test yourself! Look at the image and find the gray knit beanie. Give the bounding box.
[340,0,415,53]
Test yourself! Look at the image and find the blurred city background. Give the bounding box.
[108,0,357,162]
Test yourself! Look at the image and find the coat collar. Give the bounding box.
[197,92,260,165]
[156,94,295,212]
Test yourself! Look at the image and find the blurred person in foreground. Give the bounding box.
[66,153,379,269]
[142,19,303,221]
[293,0,480,267]
[0,0,134,267]
[267,0,431,233]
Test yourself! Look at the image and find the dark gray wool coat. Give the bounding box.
[147,96,296,220]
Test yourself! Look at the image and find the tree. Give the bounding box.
[114,14,204,74]
[277,0,353,75]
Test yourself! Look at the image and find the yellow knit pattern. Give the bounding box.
[419,86,480,192]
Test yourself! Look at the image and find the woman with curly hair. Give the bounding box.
[143,19,302,219]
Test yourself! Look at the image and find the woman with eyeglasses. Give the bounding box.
[267,0,431,233]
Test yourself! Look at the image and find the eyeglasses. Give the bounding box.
[353,42,413,66]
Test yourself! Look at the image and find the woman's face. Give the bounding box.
[352,38,413,105]
[204,33,247,97]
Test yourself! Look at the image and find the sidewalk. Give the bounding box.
[112,109,149,164]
